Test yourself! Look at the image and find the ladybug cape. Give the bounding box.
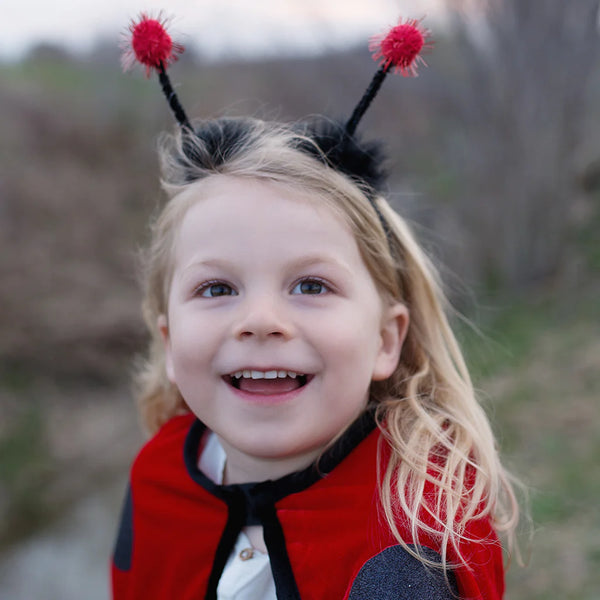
[112,411,504,599]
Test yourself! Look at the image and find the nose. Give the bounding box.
[233,293,294,341]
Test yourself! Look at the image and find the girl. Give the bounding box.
[113,14,519,600]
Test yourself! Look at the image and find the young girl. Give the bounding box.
[112,15,519,600]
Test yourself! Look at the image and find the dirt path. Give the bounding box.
[0,386,142,599]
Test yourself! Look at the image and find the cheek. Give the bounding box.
[167,316,208,371]
[318,310,382,372]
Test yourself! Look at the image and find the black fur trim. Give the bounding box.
[180,118,258,179]
[178,117,389,198]
[294,119,388,197]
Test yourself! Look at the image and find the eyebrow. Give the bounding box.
[179,255,353,277]
[175,258,235,285]
[285,255,354,277]
[180,258,234,273]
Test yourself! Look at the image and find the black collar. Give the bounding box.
[184,407,376,509]
[182,408,378,600]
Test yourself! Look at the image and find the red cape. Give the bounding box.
[112,413,504,599]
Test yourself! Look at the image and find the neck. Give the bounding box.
[217,438,323,485]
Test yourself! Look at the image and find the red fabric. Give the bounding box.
[112,413,504,599]
[112,415,227,599]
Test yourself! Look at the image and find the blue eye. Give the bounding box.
[291,279,328,295]
[198,282,238,297]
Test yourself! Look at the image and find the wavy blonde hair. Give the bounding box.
[135,117,519,570]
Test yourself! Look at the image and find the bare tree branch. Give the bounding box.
[436,0,600,287]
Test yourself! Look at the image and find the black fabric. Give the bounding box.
[261,502,302,600]
[112,486,134,571]
[204,493,246,600]
[182,408,377,600]
[348,545,458,600]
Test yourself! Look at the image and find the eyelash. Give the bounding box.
[290,277,331,295]
[193,280,238,298]
[192,276,333,298]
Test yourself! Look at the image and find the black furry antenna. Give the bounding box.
[122,12,192,131]
[345,17,431,135]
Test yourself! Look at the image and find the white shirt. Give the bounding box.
[199,433,278,600]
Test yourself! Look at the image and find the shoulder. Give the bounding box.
[348,545,457,600]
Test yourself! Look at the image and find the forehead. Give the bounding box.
[171,175,357,260]
[176,174,345,219]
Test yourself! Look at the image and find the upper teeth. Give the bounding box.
[231,370,300,380]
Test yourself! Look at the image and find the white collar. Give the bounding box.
[198,431,227,484]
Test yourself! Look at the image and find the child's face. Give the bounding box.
[159,175,408,479]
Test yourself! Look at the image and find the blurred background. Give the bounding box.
[0,0,599,598]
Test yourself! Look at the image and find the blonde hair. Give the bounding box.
[135,116,519,570]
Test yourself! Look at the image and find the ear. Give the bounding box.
[371,303,409,381]
[157,314,176,383]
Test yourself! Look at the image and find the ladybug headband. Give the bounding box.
[122,13,431,202]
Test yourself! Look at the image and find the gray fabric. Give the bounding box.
[348,545,458,600]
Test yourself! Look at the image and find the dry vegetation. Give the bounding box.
[0,2,599,598]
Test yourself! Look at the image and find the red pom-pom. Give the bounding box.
[121,13,184,77]
[369,18,432,77]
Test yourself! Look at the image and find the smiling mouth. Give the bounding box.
[224,370,310,395]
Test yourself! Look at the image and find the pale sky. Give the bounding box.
[1,0,446,60]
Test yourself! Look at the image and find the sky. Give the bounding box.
[1,0,446,61]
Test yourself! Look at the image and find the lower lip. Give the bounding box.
[225,377,313,406]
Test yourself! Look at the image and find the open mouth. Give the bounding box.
[224,370,310,395]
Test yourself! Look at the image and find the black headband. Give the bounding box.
[122,13,431,238]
